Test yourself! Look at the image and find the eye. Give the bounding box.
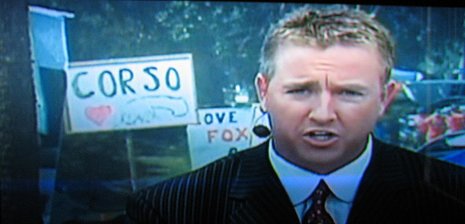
[339,89,363,97]
[287,89,304,94]
[286,88,313,95]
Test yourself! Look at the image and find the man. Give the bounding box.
[126,5,465,224]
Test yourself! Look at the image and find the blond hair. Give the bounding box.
[259,5,395,82]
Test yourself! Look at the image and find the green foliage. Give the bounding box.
[377,6,465,78]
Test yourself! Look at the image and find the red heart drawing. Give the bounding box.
[85,105,112,126]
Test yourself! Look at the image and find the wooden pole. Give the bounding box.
[126,132,137,192]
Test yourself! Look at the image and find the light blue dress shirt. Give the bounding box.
[269,136,373,224]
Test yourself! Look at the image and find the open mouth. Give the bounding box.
[304,130,338,146]
[308,131,336,140]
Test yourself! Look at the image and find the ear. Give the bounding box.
[255,73,269,112]
[379,81,402,115]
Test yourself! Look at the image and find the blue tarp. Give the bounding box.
[29,6,72,70]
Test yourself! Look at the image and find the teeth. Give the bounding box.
[308,131,334,141]
[312,135,331,141]
[310,131,332,136]
[313,131,329,135]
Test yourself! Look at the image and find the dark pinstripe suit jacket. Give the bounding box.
[126,139,465,224]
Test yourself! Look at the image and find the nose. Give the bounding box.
[308,91,337,124]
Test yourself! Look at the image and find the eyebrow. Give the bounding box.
[330,82,370,93]
[282,80,320,89]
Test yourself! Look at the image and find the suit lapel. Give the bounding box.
[229,141,300,224]
[347,138,410,223]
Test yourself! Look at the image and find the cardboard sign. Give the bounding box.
[65,54,198,133]
[187,105,269,169]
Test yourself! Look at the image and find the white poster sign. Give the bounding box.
[187,105,269,169]
[65,54,198,133]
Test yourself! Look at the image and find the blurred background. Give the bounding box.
[1,1,465,223]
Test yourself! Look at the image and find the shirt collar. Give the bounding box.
[269,135,373,205]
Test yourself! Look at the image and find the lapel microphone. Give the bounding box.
[252,125,271,138]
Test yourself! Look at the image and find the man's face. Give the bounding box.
[257,43,396,174]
